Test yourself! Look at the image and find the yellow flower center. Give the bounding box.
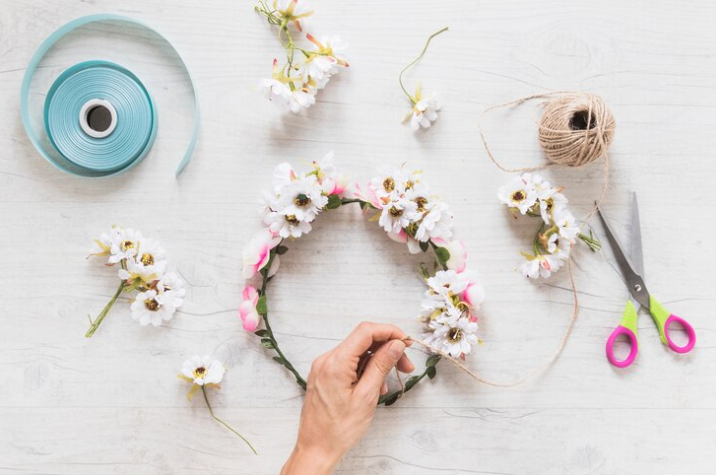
[389,206,403,218]
[383,177,395,193]
[294,194,311,207]
[415,196,428,212]
[511,190,526,203]
[447,328,463,343]
[193,366,206,379]
[140,253,154,266]
[144,299,160,311]
[285,214,300,225]
[121,240,135,251]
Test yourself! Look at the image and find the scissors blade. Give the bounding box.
[596,201,651,310]
[630,192,645,279]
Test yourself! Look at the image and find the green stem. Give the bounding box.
[85,280,126,338]
[201,386,257,455]
[399,27,449,104]
[578,232,601,252]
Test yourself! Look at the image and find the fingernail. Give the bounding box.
[388,340,406,361]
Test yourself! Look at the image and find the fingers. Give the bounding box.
[397,353,415,373]
[355,339,406,396]
[338,322,409,358]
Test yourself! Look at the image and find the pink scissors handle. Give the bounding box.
[606,325,639,368]
[663,314,696,354]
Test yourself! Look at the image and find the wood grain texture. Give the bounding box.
[0,0,714,473]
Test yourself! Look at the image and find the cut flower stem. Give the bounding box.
[399,26,449,103]
[85,280,126,338]
[201,386,257,455]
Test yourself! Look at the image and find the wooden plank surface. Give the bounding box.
[0,0,714,473]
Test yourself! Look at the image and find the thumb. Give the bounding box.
[356,340,406,395]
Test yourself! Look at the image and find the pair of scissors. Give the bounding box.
[597,193,696,368]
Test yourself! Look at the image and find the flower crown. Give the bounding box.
[240,154,485,404]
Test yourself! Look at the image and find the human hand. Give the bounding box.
[280,322,415,475]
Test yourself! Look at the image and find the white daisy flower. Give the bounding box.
[414,199,453,242]
[262,78,292,106]
[156,272,186,308]
[264,210,313,238]
[180,355,226,386]
[288,88,316,113]
[118,252,166,284]
[109,228,143,264]
[88,226,121,262]
[425,315,479,358]
[403,86,441,131]
[273,0,313,31]
[378,197,418,234]
[520,252,565,279]
[130,288,178,326]
[554,208,580,242]
[276,175,328,222]
[370,167,417,201]
[498,175,538,215]
[426,270,470,300]
[301,34,349,81]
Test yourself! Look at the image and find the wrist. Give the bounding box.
[281,442,342,475]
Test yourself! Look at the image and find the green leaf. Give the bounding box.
[256,295,268,315]
[272,356,286,367]
[426,355,440,368]
[419,240,429,252]
[435,247,451,266]
[326,194,342,210]
[404,375,420,391]
[383,392,400,406]
[254,329,269,337]
[261,338,274,349]
[276,245,289,255]
[426,366,437,379]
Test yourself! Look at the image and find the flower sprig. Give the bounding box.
[399,27,448,131]
[85,227,185,337]
[240,156,486,405]
[255,0,349,113]
[179,355,257,454]
[498,173,601,279]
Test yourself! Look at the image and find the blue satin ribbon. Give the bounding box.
[20,14,200,178]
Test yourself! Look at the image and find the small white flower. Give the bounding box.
[157,272,186,308]
[425,315,479,358]
[498,175,538,215]
[264,210,313,238]
[273,0,313,30]
[276,175,328,222]
[130,289,177,326]
[181,355,226,386]
[118,251,167,284]
[404,86,441,131]
[301,34,349,80]
[520,252,565,279]
[554,209,580,242]
[414,200,453,242]
[378,197,418,234]
[426,270,470,299]
[261,78,292,106]
[89,226,121,262]
[109,228,143,264]
[288,88,316,113]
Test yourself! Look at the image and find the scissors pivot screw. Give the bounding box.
[634,284,642,292]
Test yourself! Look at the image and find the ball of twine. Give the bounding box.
[538,93,615,167]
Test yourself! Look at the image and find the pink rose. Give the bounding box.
[242,229,281,279]
[239,285,261,332]
[433,239,467,273]
[461,271,485,312]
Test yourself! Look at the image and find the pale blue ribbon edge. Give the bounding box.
[20,13,200,178]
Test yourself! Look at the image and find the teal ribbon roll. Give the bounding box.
[20,14,200,178]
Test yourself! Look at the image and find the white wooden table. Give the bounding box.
[1,0,714,473]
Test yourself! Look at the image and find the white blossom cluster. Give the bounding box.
[498,173,582,279]
[89,226,185,327]
[258,0,349,113]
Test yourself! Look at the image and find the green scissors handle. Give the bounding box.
[606,296,696,368]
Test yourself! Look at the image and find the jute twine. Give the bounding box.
[392,93,615,396]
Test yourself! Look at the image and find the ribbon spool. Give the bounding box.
[20,14,200,178]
